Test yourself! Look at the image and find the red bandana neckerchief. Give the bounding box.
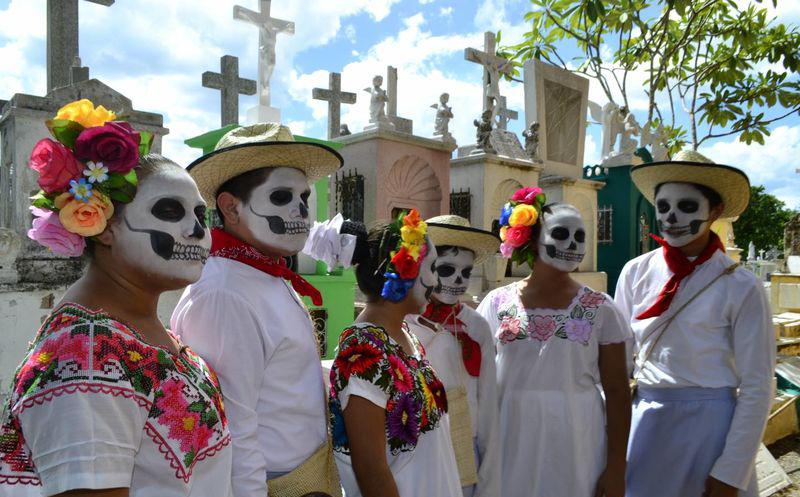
[422,301,482,377]
[210,228,323,306]
[635,231,725,320]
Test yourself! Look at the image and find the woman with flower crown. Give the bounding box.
[327,210,461,497]
[0,100,232,497]
[476,188,632,497]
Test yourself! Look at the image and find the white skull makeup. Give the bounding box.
[433,247,474,305]
[240,167,311,256]
[411,237,439,312]
[537,204,586,272]
[113,167,211,285]
[655,183,712,247]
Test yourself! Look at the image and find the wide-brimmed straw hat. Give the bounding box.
[630,149,750,218]
[426,215,500,264]
[187,122,343,208]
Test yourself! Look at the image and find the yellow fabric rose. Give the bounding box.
[509,204,539,227]
[500,226,508,241]
[406,243,421,260]
[55,192,114,237]
[401,224,426,246]
[55,99,116,128]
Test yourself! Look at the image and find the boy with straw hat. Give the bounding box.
[616,150,774,497]
[171,123,343,497]
[405,215,501,497]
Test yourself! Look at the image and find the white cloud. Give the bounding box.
[344,24,357,44]
[440,6,454,18]
[420,0,436,4]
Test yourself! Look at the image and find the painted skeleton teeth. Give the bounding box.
[170,242,209,263]
[553,249,584,262]
[440,285,467,295]
[282,220,310,235]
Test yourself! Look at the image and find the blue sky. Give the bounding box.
[1,0,799,209]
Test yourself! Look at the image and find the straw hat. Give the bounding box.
[187,122,343,208]
[630,149,750,218]
[426,215,500,264]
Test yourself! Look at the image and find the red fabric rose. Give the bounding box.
[511,186,544,205]
[391,246,420,279]
[505,225,532,248]
[28,139,83,193]
[74,121,140,173]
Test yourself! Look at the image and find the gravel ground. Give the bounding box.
[771,435,800,496]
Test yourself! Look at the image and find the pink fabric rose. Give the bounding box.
[531,315,556,341]
[565,318,593,345]
[579,291,605,308]
[511,186,543,205]
[27,207,86,257]
[500,241,514,258]
[28,139,84,193]
[497,317,523,344]
[74,121,140,173]
[505,225,532,248]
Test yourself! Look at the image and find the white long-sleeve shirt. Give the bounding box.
[171,257,327,497]
[406,306,501,497]
[615,248,775,490]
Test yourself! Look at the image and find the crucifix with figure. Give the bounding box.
[312,72,357,139]
[465,31,514,123]
[203,55,257,127]
[234,0,294,122]
[46,0,114,93]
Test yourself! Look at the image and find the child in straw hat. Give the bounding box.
[405,215,501,497]
[618,150,774,497]
[477,189,632,497]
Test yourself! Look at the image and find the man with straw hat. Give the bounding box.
[171,123,343,497]
[616,150,774,497]
[406,215,501,497]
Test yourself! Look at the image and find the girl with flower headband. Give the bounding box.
[476,187,632,497]
[0,100,233,497]
[328,209,462,497]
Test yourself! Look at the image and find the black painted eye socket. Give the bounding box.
[194,205,208,228]
[300,190,311,205]
[437,265,456,277]
[574,229,586,243]
[462,267,473,279]
[656,200,671,214]
[677,199,699,213]
[152,198,185,222]
[270,189,293,206]
[551,227,570,241]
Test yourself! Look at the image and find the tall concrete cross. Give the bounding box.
[233,0,294,110]
[202,55,257,127]
[312,72,357,139]
[465,31,514,119]
[385,66,413,133]
[46,0,114,93]
[495,95,518,130]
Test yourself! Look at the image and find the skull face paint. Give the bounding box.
[655,183,711,247]
[537,204,586,272]
[433,247,474,305]
[240,167,311,256]
[112,167,210,285]
[410,237,439,312]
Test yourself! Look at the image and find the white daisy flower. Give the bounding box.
[83,161,109,183]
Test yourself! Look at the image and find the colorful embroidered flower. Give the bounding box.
[579,291,605,308]
[83,161,109,183]
[68,178,93,202]
[387,394,420,446]
[388,355,414,393]
[391,246,420,279]
[330,400,348,448]
[55,99,116,128]
[497,316,523,343]
[565,318,593,345]
[27,206,86,257]
[28,138,84,194]
[418,371,435,412]
[74,121,141,173]
[509,204,539,227]
[531,315,557,341]
[335,341,383,381]
[54,191,114,237]
[381,272,415,302]
[428,376,447,412]
[504,225,532,248]
[15,329,91,397]
[499,203,513,226]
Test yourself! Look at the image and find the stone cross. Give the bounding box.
[385,66,413,133]
[46,0,114,93]
[202,55,257,127]
[495,95,518,130]
[70,56,90,85]
[465,31,514,119]
[312,72,357,139]
[233,0,294,110]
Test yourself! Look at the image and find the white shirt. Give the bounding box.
[406,306,500,497]
[615,248,775,489]
[171,257,327,497]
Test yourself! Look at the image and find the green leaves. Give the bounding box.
[30,191,56,210]
[139,131,153,156]
[45,119,85,150]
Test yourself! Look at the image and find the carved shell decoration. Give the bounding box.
[385,156,442,202]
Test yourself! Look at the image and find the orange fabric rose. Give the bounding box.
[403,209,422,228]
[55,192,114,236]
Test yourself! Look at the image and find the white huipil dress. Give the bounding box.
[477,283,632,497]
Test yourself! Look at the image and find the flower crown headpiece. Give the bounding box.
[498,186,546,268]
[379,208,428,302]
[26,99,153,257]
